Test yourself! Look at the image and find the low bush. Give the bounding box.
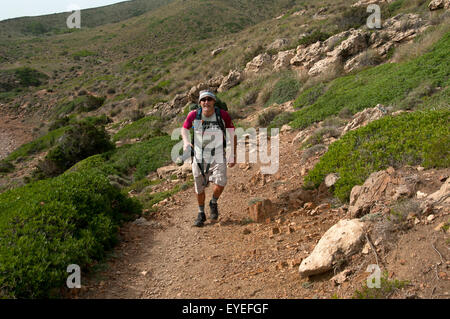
[0,169,142,298]
[108,135,178,181]
[297,30,332,47]
[36,123,114,178]
[268,112,294,129]
[0,160,14,173]
[265,75,301,107]
[304,109,450,202]
[14,67,49,87]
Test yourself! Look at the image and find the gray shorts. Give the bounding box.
[192,161,227,194]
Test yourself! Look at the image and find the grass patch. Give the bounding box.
[304,109,450,202]
[265,74,301,107]
[112,116,165,142]
[108,135,178,181]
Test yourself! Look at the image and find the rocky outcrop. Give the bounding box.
[308,55,341,77]
[298,219,365,277]
[352,0,394,7]
[331,30,369,60]
[348,167,419,218]
[156,162,192,179]
[428,0,450,10]
[244,53,273,75]
[211,47,225,56]
[218,70,242,92]
[427,178,450,204]
[273,50,295,72]
[268,13,429,77]
[290,41,324,70]
[342,104,387,135]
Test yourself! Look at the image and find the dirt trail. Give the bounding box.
[76,129,450,299]
[78,130,342,299]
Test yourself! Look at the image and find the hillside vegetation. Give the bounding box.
[0,0,449,298]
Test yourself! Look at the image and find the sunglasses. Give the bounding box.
[200,97,214,102]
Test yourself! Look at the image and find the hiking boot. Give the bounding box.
[209,200,219,221]
[193,212,206,227]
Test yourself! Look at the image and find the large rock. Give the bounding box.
[427,178,450,204]
[247,199,275,222]
[244,53,273,75]
[348,168,418,218]
[330,30,368,59]
[218,70,242,92]
[298,219,365,277]
[170,93,188,110]
[428,0,450,10]
[342,104,386,134]
[273,50,295,72]
[308,55,341,77]
[290,41,324,69]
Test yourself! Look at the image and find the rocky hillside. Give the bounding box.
[0,0,449,299]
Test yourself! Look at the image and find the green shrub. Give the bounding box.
[72,50,96,59]
[294,83,326,109]
[291,32,450,129]
[54,95,106,117]
[266,76,301,106]
[23,22,51,35]
[14,67,48,87]
[0,160,14,173]
[268,112,294,129]
[37,123,114,178]
[297,30,332,47]
[304,109,449,202]
[0,169,141,298]
[109,135,178,180]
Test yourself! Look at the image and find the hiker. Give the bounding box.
[181,90,237,227]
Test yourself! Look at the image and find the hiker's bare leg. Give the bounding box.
[213,184,225,199]
[196,191,205,206]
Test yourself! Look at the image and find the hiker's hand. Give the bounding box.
[183,142,193,152]
[227,157,236,168]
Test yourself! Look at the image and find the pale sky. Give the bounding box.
[0,0,129,21]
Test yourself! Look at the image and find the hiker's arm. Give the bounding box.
[228,129,237,168]
[181,128,192,151]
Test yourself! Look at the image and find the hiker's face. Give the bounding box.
[200,97,215,116]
